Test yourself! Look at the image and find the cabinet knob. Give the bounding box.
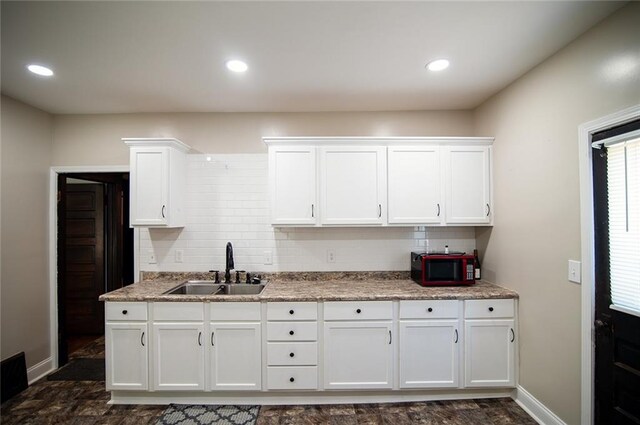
[289,377,295,382]
[289,310,294,315]
[289,352,295,358]
[427,307,433,313]
[488,307,494,312]
[289,330,295,336]
[356,309,362,314]
[122,310,128,315]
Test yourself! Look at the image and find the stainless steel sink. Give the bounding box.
[163,281,266,296]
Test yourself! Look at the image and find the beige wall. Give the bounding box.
[51,110,474,165]
[474,3,640,424]
[1,96,53,368]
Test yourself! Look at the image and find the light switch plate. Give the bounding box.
[148,249,156,264]
[175,249,184,263]
[568,260,581,284]
[264,250,273,265]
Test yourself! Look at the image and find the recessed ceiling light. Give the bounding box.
[27,64,54,76]
[426,59,450,72]
[226,60,248,73]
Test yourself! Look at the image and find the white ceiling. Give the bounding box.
[0,1,625,114]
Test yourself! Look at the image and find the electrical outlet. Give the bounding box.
[327,250,336,263]
[264,250,273,265]
[148,249,156,264]
[568,260,581,284]
[175,249,184,263]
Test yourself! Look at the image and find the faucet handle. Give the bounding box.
[235,270,245,284]
[245,272,252,284]
[209,270,220,283]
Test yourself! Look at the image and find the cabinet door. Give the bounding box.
[388,146,443,224]
[152,322,205,390]
[444,146,492,224]
[209,322,262,391]
[323,321,393,389]
[320,147,386,225]
[269,147,317,225]
[105,323,148,390]
[130,148,168,226]
[399,320,459,388]
[464,319,515,387]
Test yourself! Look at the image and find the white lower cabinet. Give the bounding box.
[463,299,516,387]
[105,323,148,390]
[105,297,517,398]
[323,321,393,389]
[399,320,460,388]
[153,322,205,390]
[209,322,261,391]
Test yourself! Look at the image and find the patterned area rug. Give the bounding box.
[156,404,260,425]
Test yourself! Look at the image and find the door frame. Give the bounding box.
[48,165,137,370]
[578,103,640,425]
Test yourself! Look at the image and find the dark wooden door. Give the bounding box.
[63,183,105,335]
[592,120,640,425]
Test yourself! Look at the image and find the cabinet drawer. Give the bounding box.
[106,302,147,321]
[267,342,318,366]
[209,302,261,321]
[465,299,515,319]
[267,302,317,321]
[267,366,318,390]
[153,302,204,321]
[324,301,392,320]
[267,322,318,341]
[400,300,459,319]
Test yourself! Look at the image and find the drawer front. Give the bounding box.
[267,302,317,321]
[267,342,318,366]
[267,322,318,341]
[267,366,318,390]
[210,302,261,321]
[153,302,204,321]
[106,302,147,321]
[400,300,459,319]
[465,299,515,319]
[324,301,392,321]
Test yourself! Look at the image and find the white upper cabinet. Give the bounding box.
[319,146,386,225]
[444,146,492,225]
[124,138,189,227]
[264,137,493,227]
[269,146,318,225]
[388,146,442,225]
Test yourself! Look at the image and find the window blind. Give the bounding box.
[607,137,640,316]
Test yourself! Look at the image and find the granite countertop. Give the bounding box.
[99,272,518,302]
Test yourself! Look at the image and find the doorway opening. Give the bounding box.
[56,173,134,366]
[591,119,640,425]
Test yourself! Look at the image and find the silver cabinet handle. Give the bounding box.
[162,205,166,218]
[510,328,515,343]
[388,330,392,345]
[486,204,491,217]
[437,203,441,217]
[198,332,202,346]
[141,331,145,346]
[454,329,458,343]
[378,204,382,218]
[311,204,314,218]
[211,332,215,346]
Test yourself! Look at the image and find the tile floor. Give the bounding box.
[1,337,537,424]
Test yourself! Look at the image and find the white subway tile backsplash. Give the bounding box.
[140,154,476,273]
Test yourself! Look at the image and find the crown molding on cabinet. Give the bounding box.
[122,137,192,153]
[263,137,494,146]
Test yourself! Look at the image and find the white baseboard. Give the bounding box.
[514,385,567,425]
[27,357,54,384]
